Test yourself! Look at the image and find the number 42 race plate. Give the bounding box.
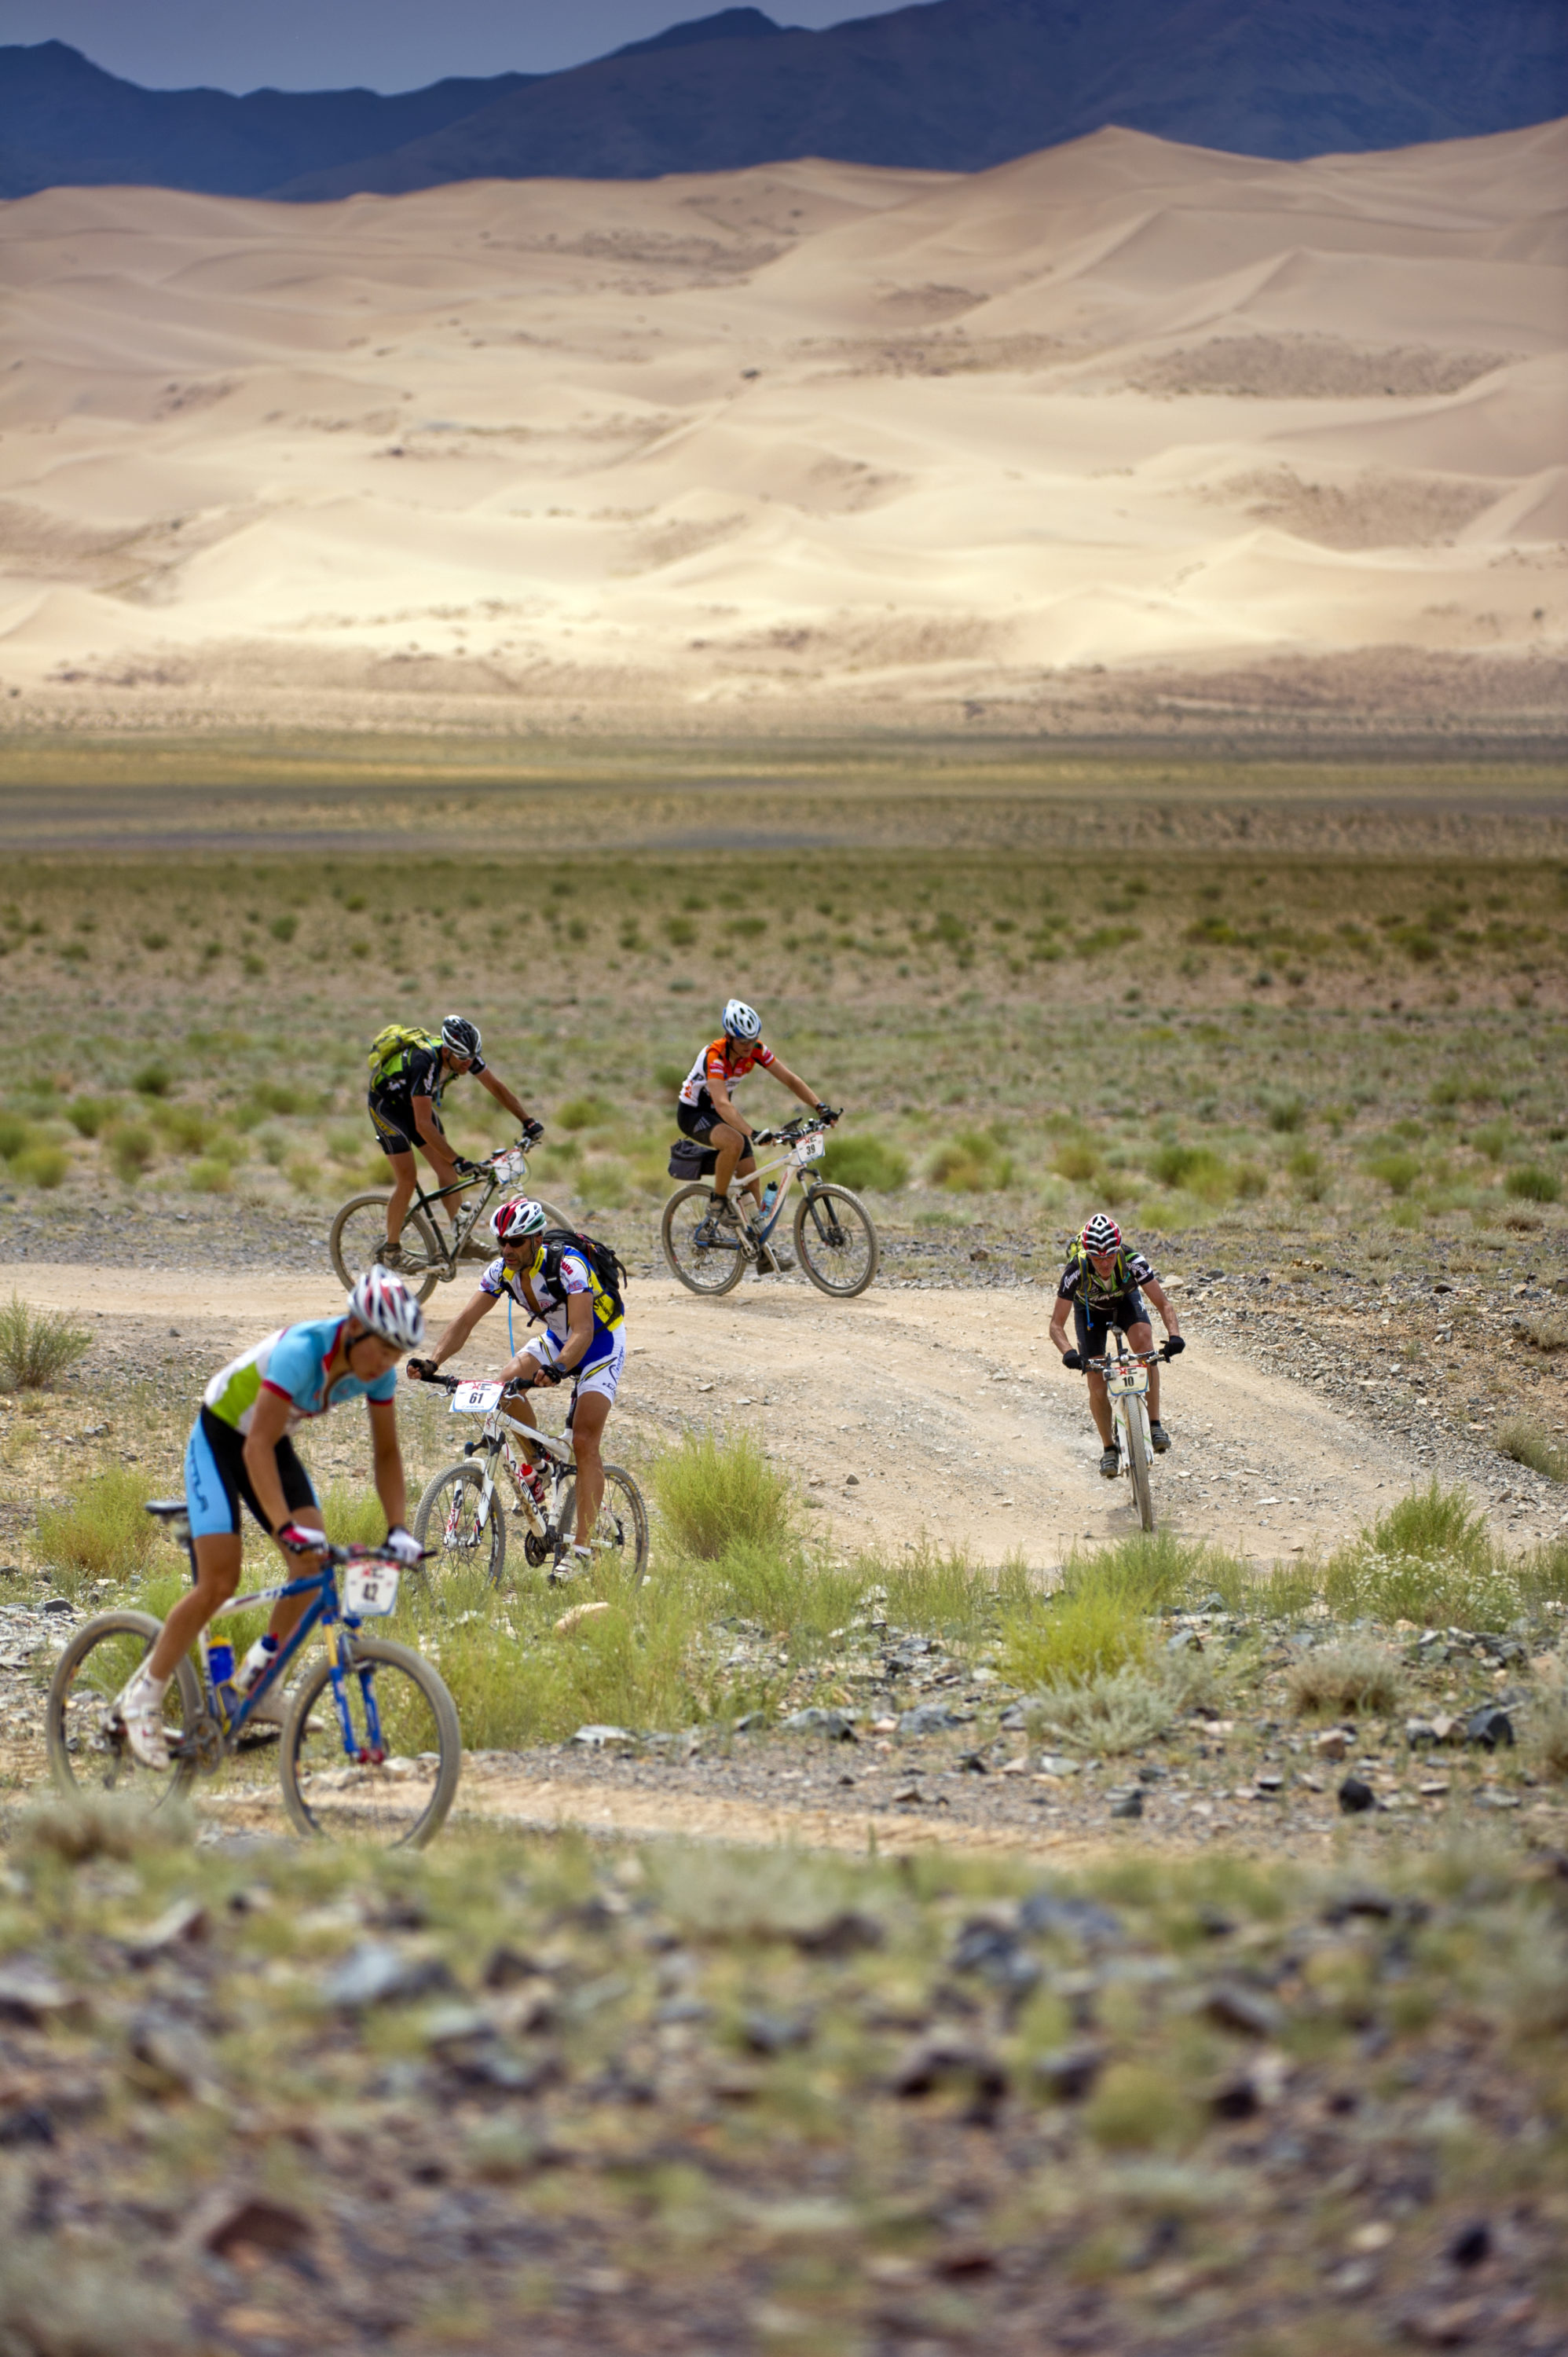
[450,1381,504,1413]
[343,1562,401,1617]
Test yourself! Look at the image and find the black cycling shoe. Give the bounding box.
[1099,1445,1121,1479]
[1149,1421,1171,1453]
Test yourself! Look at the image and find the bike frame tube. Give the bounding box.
[732,1132,825,1241]
[207,1563,365,1755]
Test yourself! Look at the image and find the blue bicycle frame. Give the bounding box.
[192,1557,393,1767]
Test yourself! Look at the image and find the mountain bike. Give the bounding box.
[1087,1336,1169,1532]
[662,1111,878,1299]
[46,1503,461,1848]
[412,1372,650,1588]
[329,1137,571,1305]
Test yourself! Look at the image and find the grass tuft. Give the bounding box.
[1506,1165,1561,1204]
[35,1464,163,1590]
[1527,1676,1568,1783]
[1029,1665,1177,1754]
[821,1135,909,1193]
[1286,1639,1402,1717]
[1497,1417,1568,1483]
[653,1426,796,1561]
[0,1292,90,1390]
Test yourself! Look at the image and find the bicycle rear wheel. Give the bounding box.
[412,1461,507,1587]
[557,1464,650,1586]
[661,1182,746,1295]
[46,1612,203,1808]
[1125,1406,1155,1532]
[279,1637,460,1847]
[329,1191,443,1303]
[793,1183,878,1299]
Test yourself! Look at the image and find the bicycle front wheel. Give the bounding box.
[1125,1406,1155,1532]
[328,1191,443,1303]
[412,1461,507,1587]
[46,1611,203,1809]
[661,1182,746,1296]
[279,1637,460,1847]
[557,1464,650,1586]
[793,1183,879,1299]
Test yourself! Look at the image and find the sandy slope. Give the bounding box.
[0,120,1564,731]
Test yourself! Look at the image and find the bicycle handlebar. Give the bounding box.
[1086,1347,1164,1373]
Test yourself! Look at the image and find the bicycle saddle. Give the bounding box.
[143,1498,189,1523]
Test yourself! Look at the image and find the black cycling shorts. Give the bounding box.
[1073,1288,1151,1361]
[677,1097,753,1156]
[368,1090,445,1159]
[185,1406,317,1541]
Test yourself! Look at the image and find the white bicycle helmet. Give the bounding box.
[492,1195,549,1247]
[441,1014,482,1059]
[722,998,761,1041]
[1079,1212,1122,1255]
[347,1270,427,1352]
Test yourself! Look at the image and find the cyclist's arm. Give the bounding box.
[768,1058,826,1111]
[367,1395,407,1531]
[1047,1294,1075,1355]
[705,1076,753,1137]
[1143,1277,1180,1336]
[243,1386,313,1538]
[419,1287,499,1372]
[552,1288,594,1375]
[475,1067,533,1126]
[410,1092,457,1161]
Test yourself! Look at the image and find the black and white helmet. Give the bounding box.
[347,1270,427,1352]
[441,1014,482,1059]
[722,999,761,1041]
[1079,1212,1122,1255]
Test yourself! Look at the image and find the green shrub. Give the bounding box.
[321,1483,389,1546]
[1365,1151,1421,1196]
[1051,1139,1102,1184]
[1085,2063,1198,2153]
[153,1104,214,1155]
[106,1122,156,1182]
[654,1426,796,1561]
[188,1157,233,1194]
[928,1128,1015,1193]
[132,1063,171,1098]
[1027,1665,1175,1754]
[557,1096,610,1134]
[64,1098,115,1138]
[0,1113,28,1160]
[1497,1418,1568,1483]
[1528,1679,1568,1783]
[269,914,298,943]
[664,915,698,948]
[1507,1166,1561,1204]
[1150,1145,1234,1204]
[36,1465,160,1590]
[1266,1096,1307,1132]
[821,1135,909,1193]
[654,1063,687,1095]
[140,929,169,951]
[1471,1121,1511,1162]
[0,1294,90,1391]
[1368,1482,1489,1570]
[12,1142,69,1189]
[1234,1161,1268,1200]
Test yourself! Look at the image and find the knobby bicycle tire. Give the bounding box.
[1125,1406,1155,1533]
[46,1611,203,1809]
[557,1463,650,1585]
[412,1461,507,1586]
[661,1181,746,1296]
[793,1182,879,1299]
[278,1636,461,1848]
[328,1191,443,1303]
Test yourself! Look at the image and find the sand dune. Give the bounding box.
[0,121,1563,735]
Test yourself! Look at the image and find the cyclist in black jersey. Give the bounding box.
[368,1015,541,1266]
[1048,1212,1185,1479]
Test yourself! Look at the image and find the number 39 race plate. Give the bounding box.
[343,1562,400,1617]
[450,1380,504,1413]
[800,1134,826,1160]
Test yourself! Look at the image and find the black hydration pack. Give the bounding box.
[537,1228,628,1325]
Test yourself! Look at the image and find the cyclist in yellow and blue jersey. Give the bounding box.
[1048,1212,1185,1478]
[408,1197,625,1572]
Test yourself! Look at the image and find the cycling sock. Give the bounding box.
[129,1666,170,1704]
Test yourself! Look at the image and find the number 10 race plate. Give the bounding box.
[450,1381,504,1413]
[343,1562,400,1617]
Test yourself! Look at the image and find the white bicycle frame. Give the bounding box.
[445,1383,575,1544]
[733,1124,828,1248]
[1090,1340,1159,1467]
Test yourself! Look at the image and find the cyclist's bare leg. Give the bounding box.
[570,1391,610,1540]
[1084,1369,1116,1450]
[383,1148,419,1248]
[709,1121,762,1211]
[262,1505,326,1651]
[1127,1320,1160,1420]
[147,1530,243,1682]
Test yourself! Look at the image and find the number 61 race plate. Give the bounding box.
[450,1380,504,1413]
[343,1562,400,1617]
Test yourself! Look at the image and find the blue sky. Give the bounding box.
[0,0,917,91]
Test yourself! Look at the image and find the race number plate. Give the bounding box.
[801,1134,826,1160]
[343,1562,401,1617]
[451,1380,504,1413]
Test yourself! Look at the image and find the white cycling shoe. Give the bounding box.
[117,1671,171,1771]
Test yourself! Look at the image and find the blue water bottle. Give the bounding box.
[762,1181,779,1222]
[207,1640,235,1687]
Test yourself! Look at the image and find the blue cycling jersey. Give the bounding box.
[202,1316,397,1437]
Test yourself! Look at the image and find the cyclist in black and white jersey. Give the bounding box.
[1048,1212,1185,1478]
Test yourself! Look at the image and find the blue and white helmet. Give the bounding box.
[722,999,761,1041]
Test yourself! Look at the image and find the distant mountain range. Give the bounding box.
[3,0,1565,201]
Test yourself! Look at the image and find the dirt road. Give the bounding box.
[19,1262,1445,1564]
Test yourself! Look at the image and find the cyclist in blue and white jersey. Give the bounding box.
[408,1197,625,1573]
[1048,1213,1185,1478]
[116,1273,427,1769]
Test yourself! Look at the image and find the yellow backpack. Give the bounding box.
[368,1023,436,1087]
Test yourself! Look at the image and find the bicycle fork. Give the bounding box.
[324,1629,387,1768]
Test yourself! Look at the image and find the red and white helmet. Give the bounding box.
[1079,1212,1122,1256]
[347,1270,426,1352]
[492,1195,549,1248]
